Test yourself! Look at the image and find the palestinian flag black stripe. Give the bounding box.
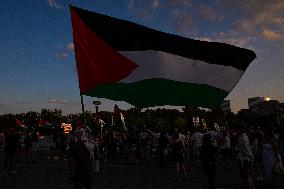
[71,6,256,71]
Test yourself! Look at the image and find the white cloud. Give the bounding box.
[195,37,213,42]
[271,17,284,26]
[47,0,62,9]
[56,42,74,59]
[195,30,256,50]
[127,0,283,44]
[67,43,74,51]
[129,0,161,10]
[56,52,69,58]
[220,0,284,36]
[128,0,155,21]
[48,99,69,104]
[199,5,223,21]
[261,29,284,41]
[169,8,197,36]
[219,37,252,48]
[151,0,160,8]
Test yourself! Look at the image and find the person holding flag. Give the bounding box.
[112,104,127,132]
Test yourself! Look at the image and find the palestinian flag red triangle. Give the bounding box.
[71,8,138,94]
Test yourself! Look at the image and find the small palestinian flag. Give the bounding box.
[39,118,53,128]
[16,119,27,129]
[70,6,256,109]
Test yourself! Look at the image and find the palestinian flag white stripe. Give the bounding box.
[120,50,243,92]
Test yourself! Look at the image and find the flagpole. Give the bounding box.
[80,94,87,126]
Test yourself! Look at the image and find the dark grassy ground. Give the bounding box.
[0,150,283,189]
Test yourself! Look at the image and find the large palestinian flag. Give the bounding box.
[70,6,256,109]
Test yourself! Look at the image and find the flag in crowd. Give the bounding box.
[39,118,53,128]
[112,104,127,131]
[70,6,256,109]
[15,118,27,129]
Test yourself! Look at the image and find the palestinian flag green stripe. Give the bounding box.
[83,78,228,109]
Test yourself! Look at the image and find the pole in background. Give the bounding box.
[80,94,87,125]
[93,100,102,139]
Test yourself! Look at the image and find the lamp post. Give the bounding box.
[93,100,102,140]
[100,123,103,141]
[93,101,101,113]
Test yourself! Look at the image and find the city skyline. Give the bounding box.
[1,0,284,114]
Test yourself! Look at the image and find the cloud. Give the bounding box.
[220,0,284,35]
[127,0,283,44]
[219,37,253,48]
[128,0,194,22]
[67,43,74,51]
[47,0,62,9]
[169,8,197,36]
[150,0,159,8]
[16,100,31,104]
[128,0,223,36]
[129,0,161,10]
[271,17,284,26]
[199,5,223,21]
[165,0,192,6]
[195,37,213,42]
[261,29,284,41]
[56,52,69,58]
[196,30,256,49]
[128,0,155,21]
[48,99,69,104]
[56,42,74,59]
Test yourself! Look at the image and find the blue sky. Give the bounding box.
[0,0,284,114]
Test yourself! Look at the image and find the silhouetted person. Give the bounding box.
[3,128,19,174]
[201,134,217,189]
[69,133,95,189]
[159,131,168,166]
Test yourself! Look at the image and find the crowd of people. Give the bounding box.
[1,121,284,189]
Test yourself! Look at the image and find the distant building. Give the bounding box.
[248,97,284,117]
[221,100,231,113]
[248,97,266,111]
